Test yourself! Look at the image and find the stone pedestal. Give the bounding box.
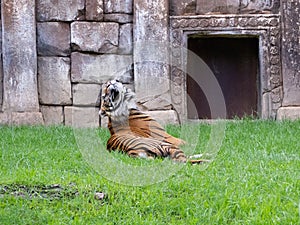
[1,0,43,125]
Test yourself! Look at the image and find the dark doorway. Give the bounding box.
[187,37,259,119]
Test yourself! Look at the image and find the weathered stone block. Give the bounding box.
[0,112,43,125]
[38,57,72,105]
[37,22,70,56]
[71,22,119,53]
[2,0,40,112]
[41,106,64,125]
[137,92,173,111]
[65,106,99,128]
[11,112,44,126]
[0,113,9,125]
[119,24,133,54]
[104,14,133,23]
[281,0,300,106]
[71,53,133,83]
[134,0,171,107]
[146,110,180,125]
[104,0,132,14]
[86,0,104,21]
[73,84,101,106]
[37,0,85,21]
[277,107,300,120]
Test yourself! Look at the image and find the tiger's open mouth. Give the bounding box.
[99,80,121,117]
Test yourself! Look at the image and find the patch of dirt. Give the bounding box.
[0,183,79,200]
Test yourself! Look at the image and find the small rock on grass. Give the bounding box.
[94,192,105,201]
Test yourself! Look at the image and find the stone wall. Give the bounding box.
[36,0,134,127]
[0,0,299,126]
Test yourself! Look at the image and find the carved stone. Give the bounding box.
[170,14,282,120]
[71,53,133,83]
[37,22,71,56]
[239,0,280,14]
[36,0,85,21]
[196,0,280,15]
[71,22,119,53]
[38,57,72,105]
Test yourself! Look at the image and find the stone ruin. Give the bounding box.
[0,0,299,127]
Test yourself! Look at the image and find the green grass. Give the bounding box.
[0,120,299,224]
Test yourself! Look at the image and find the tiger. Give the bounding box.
[99,79,205,164]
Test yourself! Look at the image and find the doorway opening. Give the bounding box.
[187,36,260,119]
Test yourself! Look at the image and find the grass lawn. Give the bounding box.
[0,120,299,224]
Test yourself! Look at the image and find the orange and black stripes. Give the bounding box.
[100,79,187,163]
[107,109,187,162]
[107,134,186,162]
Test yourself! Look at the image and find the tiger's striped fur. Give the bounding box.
[106,109,187,162]
[99,80,187,163]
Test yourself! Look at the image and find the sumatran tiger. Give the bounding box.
[99,79,205,164]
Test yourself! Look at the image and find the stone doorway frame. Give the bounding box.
[170,14,282,121]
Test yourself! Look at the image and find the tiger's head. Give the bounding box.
[99,80,136,121]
